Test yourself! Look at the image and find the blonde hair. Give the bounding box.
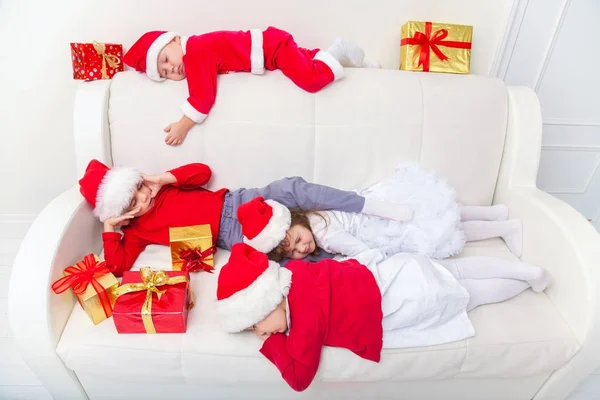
[267,209,327,262]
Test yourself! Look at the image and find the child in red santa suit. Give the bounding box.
[216,242,551,392]
[78,159,412,276]
[123,26,379,146]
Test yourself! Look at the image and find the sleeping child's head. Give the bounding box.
[123,31,186,82]
[237,196,320,261]
[79,159,152,223]
[217,242,292,335]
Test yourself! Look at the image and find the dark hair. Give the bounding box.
[267,209,326,262]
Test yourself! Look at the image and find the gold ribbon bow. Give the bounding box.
[92,41,121,79]
[113,267,192,334]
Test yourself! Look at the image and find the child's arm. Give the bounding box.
[164,53,218,146]
[311,212,371,257]
[258,177,412,222]
[260,329,325,392]
[102,230,148,277]
[321,230,372,257]
[167,163,213,189]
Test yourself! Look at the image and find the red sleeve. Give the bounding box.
[168,163,212,190]
[102,232,147,277]
[181,52,218,124]
[259,311,325,392]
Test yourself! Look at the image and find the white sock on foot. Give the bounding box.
[327,38,365,67]
[527,265,552,292]
[361,57,381,68]
[501,220,523,258]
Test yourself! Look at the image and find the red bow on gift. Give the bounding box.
[401,22,472,72]
[51,254,114,317]
[180,246,216,273]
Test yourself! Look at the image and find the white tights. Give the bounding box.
[460,205,523,257]
[437,257,551,311]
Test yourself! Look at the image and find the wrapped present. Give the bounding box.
[70,41,123,80]
[169,224,216,273]
[51,254,118,325]
[112,267,193,334]
[400,21,472,74]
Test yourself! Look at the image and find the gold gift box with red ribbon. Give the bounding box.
[70,42,123,80]
[169,224,216,273]
[400,21,473,74]
[51,254,118,325]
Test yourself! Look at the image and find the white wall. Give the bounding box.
[0,0,514,216]
[500,0,600,231]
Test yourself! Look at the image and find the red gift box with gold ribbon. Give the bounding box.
[400,21,472,74]
[70,41,123,80]
[112,268,193,334]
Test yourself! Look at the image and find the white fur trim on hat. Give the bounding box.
[243,199,291,253]
[218,261,293,333]
[146,32,179,82]
[94,167,142,222]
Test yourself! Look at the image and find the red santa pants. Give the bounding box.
[262,27,343,93]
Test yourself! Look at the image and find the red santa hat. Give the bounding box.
[217,243,293,333]
[78,159,142,222]
[123,30,179,82]
[237,196,291,253]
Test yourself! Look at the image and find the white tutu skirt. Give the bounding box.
[357,162,465,259]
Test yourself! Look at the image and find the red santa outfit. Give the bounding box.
[79,161,227,276]
[123,26,344,124]
[216,243,383,392]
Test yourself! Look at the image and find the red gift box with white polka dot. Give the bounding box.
[70,42,124,81]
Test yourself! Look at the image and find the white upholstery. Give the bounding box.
[9,69,600,400]
[108,70,506,205]
[57,239,578,389]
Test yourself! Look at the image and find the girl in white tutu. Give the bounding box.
[252,162,523,261]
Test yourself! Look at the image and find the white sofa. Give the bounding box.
[9,69,600,400]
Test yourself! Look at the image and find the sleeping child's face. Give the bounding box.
[157,37,186,81]
[283,224,316,260]
[252,299,287,339]
[124,182,154,217]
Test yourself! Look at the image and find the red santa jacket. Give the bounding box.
[102,163,227,275]
[181,29,261,123]
[260,258,383,392]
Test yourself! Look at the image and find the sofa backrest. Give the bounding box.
[108,69,507,205]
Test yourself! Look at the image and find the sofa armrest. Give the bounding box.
[495,86,600,399]
[495,186,600,399]
[8,186,104,400]
[73,79,112,177]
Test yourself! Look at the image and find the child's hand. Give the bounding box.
[254,329,269,341]
[164,116,195,146]
[142,172,176,198]
[103,207,140,232]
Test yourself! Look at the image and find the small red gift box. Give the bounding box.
[70,42,123,80]
[112,268,193,334]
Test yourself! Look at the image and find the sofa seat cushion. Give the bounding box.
[56,239,579,384]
